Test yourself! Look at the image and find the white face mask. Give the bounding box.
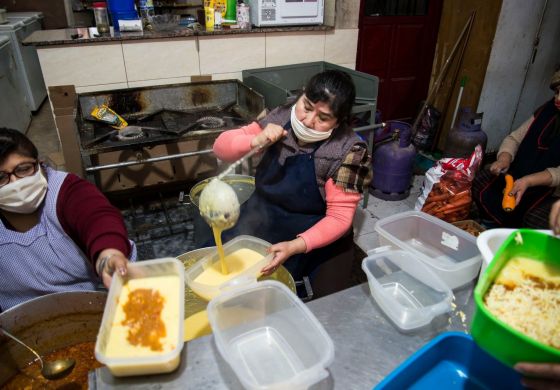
[290,105,333,143]
[0,168,48,214]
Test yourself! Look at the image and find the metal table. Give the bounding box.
[92,282,475,389]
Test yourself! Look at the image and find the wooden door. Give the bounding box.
[357,0,443,121]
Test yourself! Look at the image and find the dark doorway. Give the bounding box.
[356,0,443,121]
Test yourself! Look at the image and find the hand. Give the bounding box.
[251,124,287,148]
[261,237,307,276]
[489,155,512,175]
[515,362,560,389]
[550,200,560,235]
[96,249,129,289]
[510,176,531,206]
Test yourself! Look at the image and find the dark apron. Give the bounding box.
[478,99,560,227]
[219,122,348,281]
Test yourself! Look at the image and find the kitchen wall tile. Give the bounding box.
[325,29,359,65]
[123,39,200,81]
[37,43,126,87]
[210,72,243,81]
[266,31,326,67]
[127,77,191,88]
[75,83,129,93]
[199,34,265,74]
[336,0,360,29]
[338,62,356,70]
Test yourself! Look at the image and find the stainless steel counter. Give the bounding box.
[92,282,475,389]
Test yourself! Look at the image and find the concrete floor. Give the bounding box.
[26,101,419,255]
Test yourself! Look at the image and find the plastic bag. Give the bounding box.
[415,145,482,223]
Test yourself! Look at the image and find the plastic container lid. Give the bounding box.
[95,258,185,377]
[375,211,482,289]
[362,248,453,331]
[92,2,107,8]
[207,280,334,390]
[184,235,273,301]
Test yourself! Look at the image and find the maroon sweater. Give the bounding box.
[56,174,132,267]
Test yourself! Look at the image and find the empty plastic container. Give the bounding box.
[95,258,185,376]
[362,249,452,331]
[376,332,523,389]
[207,280,334,390]
[185,235,274,301]
[375,211,482,289]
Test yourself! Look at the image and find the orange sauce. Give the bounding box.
[121,288,166,351]
[2,341,103,390]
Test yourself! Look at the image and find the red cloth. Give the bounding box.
[56,174,132,267]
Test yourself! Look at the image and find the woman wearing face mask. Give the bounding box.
[211,70,372,286]
[472,68,560,228]
[0,128,136,311]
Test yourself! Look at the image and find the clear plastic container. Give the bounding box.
[362,249,453,331]
[375,211,482,289]
[207,280,334,390]
[95,258,185,376]
[185,235,273,301]
[92,2,110,34]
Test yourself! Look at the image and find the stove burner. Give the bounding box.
[117,126,144,141]
[196,116,226,129]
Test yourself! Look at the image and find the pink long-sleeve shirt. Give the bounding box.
[214,122,361,252]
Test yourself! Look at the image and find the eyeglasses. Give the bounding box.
[0,161,39,187]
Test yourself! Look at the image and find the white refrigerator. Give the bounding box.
[0,12,47,111]
[0,36,32,132]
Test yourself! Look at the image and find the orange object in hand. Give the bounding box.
[502,174,516,212]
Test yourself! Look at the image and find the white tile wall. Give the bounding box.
[122,39,200,81]
[325,29,358,65]
[75,83,129,93]
[210,72,243,81]
[37,43,127,87]
[266,31,326,67]
[128,77,191,88]
[199,34,265,74]
[338,62,356,70]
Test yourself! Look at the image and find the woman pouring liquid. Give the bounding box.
[210,70,372,292]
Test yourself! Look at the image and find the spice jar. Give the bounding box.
[92,2,110,34]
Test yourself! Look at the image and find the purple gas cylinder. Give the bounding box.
[370,121,417,201]
[444,107,487,158]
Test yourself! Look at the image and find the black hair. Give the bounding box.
[0,128,39,166]
[304,70,356,125]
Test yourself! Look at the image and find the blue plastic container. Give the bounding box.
[375,332,523,389]
[107,0,138,31]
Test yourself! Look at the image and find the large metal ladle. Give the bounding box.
[199,141,270,230]
[0,327,76,380]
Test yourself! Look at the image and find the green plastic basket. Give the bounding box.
[471,229,560,366]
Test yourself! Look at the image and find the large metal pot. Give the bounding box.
[0,291,107,386]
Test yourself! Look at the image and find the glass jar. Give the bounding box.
[92,2,110,34]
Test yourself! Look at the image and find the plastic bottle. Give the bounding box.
[223,0,236,24]
[138,0,155,29]
[92,2,110,34]
[236,0,250,29]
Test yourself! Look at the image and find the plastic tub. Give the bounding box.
[185,235,273,301]
[95,258,185,376]
[362,249,452,331]
[376,332,523,389]
[375,211,482,289]
[207,280,334,390]
[476,228,553,277]
[471,229,560,366]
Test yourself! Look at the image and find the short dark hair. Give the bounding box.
[0,128,38,166]
[304,70,356,125]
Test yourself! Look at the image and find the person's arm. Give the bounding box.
[213,122,287,162]
[57,174,132,284]
[490,117,532,175]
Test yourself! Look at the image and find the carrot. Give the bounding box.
[426,193,450,203]
[502,174,516,212]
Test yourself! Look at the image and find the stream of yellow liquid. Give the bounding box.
[212,225,228,275]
